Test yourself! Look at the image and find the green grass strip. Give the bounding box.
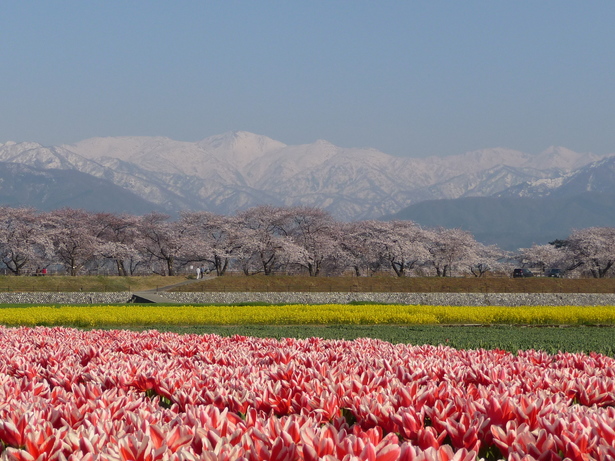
[143,324,615,357]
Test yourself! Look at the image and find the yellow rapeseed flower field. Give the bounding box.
[0,304,614,327]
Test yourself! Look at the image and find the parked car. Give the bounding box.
[513,268,534,278]
[544,268,562,278]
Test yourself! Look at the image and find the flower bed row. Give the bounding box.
[1,326,615,460]
[1,303,615,327]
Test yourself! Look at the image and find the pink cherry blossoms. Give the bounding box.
[1,326,615,460]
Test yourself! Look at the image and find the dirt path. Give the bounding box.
[130,277,215,304]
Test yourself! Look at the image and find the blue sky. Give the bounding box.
[1,1,614,157]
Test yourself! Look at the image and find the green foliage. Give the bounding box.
[480,444,504,461]
[340,408,357,426]
[142,324,615,356]
[144,388,173,409]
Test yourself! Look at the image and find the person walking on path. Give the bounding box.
[196,266,201,279]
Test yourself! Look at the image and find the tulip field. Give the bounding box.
[1,326,615,460]
[2,303,615,460]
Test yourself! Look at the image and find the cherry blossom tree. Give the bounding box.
[424,227,479,277]
[337,221,385,276]
[136,212,190,276]
[0,207,51,275]
[517,244,564,274]
[343,221,429,277]
[94,213,141,276]
[286,207,341,276]
[179,211,242,276]
[563,227,615,278]
[45,209,103,276]
[465,243,509,277]
[234,206,304,275]
[380,221,430,277]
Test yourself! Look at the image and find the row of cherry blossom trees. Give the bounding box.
[0,205,613,277]
[518,227,615,278]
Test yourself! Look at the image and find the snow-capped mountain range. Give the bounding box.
[0,131,612,219]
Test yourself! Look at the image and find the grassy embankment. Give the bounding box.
[0,275,187,293]
[1,273,615,293]
[170,274,615,293]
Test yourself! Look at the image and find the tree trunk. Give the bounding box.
[391,259,404,277]
[261,252,275,275]
[166,257,175,276]
[214,255,229,276]
[308,262,322,276]
[599,261,613,278]
[116,259,128,276]
[70,257,78,276]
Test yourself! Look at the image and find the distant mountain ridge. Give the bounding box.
[497,155,615,198]
[0,133,613,233]
[0,161,165,214]
[386,191,615,250]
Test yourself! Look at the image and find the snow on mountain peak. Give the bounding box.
[61,136,181,161]
[198,131,286,166]
[530,145,600,170]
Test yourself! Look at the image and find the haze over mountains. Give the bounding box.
[1,131,614,249]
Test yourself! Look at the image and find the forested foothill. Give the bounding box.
[0,205,614,278]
